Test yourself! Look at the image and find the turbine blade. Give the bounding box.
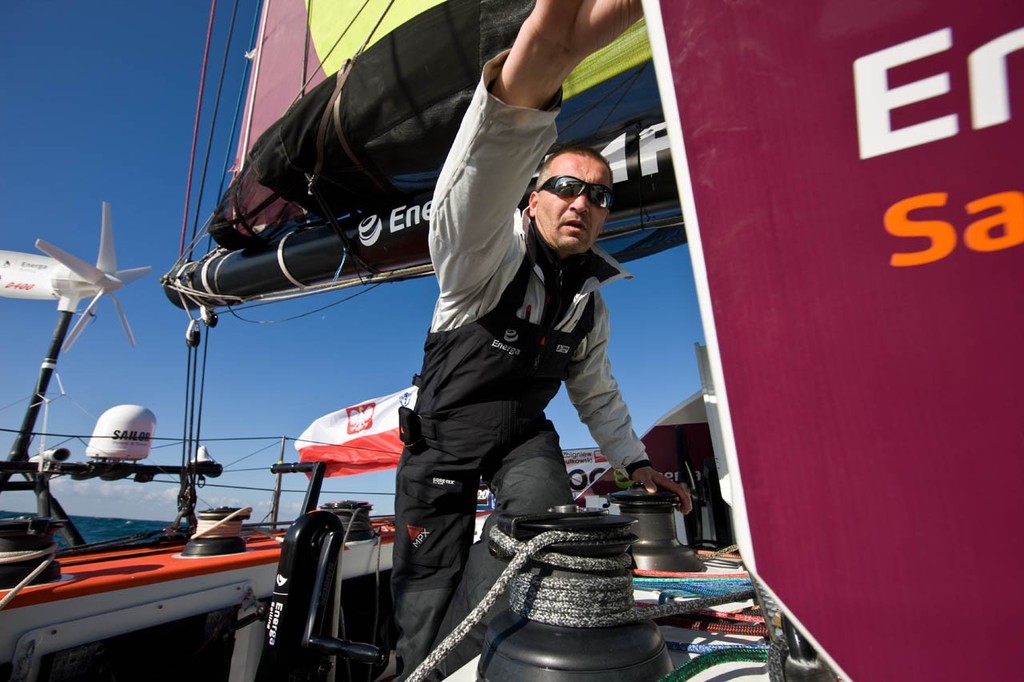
[96,202,117,273]
[114,266,152,286]
[110,295,136,347]
[36,239,106,286]
[62,292,103,352]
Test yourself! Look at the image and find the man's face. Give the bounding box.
[528,152,611,259]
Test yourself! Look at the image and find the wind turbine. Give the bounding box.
[0,202,150,351]
[0,202,151,523]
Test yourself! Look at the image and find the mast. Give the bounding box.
[1,310,87,546]
[4,312,72,466]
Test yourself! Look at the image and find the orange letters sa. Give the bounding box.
[884,190,1023,266]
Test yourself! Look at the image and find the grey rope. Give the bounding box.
[404,528,583,682]
[511,572,636,626]
[748,572,788,682]
[405,524,757,682]
[767,634,790,682]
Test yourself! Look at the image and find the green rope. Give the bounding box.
[659,647,769,681]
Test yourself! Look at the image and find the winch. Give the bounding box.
[318,500,374,541]
[610,487,703,572]
[0,516,64,589]
[478,506,674,681]
[182,506,250,557]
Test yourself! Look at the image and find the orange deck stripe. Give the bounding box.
[3,530,394,610]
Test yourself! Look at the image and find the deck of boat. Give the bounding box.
[2,514,774,682]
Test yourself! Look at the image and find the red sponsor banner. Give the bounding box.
[562,448,617,498]
[654,1,1022,680]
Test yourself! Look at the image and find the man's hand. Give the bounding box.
[629,466,693,514]
[494,0,644,109]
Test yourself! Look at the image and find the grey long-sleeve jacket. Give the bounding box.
[425,52,649,472]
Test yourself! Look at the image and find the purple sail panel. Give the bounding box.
[654,1,1024,680]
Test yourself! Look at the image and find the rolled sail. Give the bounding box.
[163,1,684,310]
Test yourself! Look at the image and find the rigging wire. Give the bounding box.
[223,281,383,324]
[218,6,262,199]
[172,0,260,531]
[0,428,408,466]
[0,427,404,474]
[301,0,312,97]
[203,2,263,263]
[563,62,652,139]
[176,336,201,530]
[179,0,219,258]
[356,0,398,58]
[186,0,243,258]
[0,427,291,443]
[291,0,390,105]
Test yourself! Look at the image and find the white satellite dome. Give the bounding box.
[86,404,156,461]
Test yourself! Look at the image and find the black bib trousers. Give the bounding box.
[392,257,595,678]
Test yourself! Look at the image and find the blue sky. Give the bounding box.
[0,2,705,523]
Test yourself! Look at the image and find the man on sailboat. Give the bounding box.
[391,0,691,677]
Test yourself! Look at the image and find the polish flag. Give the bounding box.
[296,386,622,492]
[295,386,418,477]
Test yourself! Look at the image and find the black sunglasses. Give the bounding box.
[538,175,614,209]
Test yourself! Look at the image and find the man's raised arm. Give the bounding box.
[492,0,643,109]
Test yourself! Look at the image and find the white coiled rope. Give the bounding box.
[0,545,57,610]
[190,507,253,540]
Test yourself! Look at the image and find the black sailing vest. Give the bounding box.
[413,234,603,436]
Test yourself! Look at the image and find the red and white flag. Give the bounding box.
[295,386,418,477]
[296,387,621,493]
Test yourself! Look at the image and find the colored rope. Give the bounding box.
[665,640,769,655]
[655,615,769,638]
[659,646,769,681]
[634,568,749,579]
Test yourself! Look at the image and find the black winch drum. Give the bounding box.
[319,500,375,541]
[0,517,64,588]
[478,508,674,681]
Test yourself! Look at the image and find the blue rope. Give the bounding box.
[633,576,752,597]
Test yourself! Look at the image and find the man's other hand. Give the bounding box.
[629,466,693,514]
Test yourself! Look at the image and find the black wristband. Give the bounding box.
[624,459,652,477]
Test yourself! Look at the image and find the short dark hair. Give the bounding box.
[535,146,613,190]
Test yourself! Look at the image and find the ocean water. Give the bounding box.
[0,510,169,545]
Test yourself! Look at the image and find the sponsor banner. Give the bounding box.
[0,251,55,301]
[655,1,1022,679]
[562,448,616,499]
